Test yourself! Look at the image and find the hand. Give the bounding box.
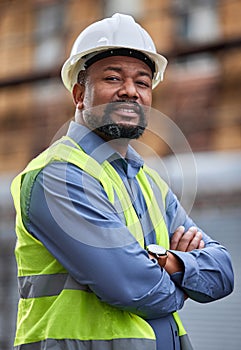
[170,226,205,252]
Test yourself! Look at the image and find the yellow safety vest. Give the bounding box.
[11,136,188,349]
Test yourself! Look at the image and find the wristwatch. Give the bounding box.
[147,244,168,268]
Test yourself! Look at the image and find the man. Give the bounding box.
[11,13,233,350]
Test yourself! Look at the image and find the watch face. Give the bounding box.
[147,244,167,256]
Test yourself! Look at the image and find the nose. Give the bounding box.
[117,78,139,100]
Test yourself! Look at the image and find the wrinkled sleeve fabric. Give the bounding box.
[24,161,186,320]
[165,190,234,302]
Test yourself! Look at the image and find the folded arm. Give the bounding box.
[24,162,186,319]
[165,190,234,302]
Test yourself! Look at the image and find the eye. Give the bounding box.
[136,80,151,88]
[104,76,121,82]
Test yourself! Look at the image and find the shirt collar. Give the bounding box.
[66,121,144,172]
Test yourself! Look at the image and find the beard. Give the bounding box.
[83,101,147,140]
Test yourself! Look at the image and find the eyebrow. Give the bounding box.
[103,66,152,80]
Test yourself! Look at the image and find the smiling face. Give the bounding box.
[73,55,153,141]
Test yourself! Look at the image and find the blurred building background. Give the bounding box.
[0,0,240,349]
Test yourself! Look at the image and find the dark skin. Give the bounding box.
[72,55,205,275]
[72,56,152,156]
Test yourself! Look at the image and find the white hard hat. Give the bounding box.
[61,13,168,92]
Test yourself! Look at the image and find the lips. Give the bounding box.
[111,102,141,120]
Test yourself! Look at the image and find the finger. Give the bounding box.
[176,229,196,252]
[188,226,198,234]
[170,226,185,250]
[198,239,205,249]
[186,230,203,251]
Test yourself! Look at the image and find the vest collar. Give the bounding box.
[66,121,144,172]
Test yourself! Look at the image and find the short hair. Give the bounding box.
[77,70,87,85]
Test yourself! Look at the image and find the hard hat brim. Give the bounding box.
[61,45,168,92]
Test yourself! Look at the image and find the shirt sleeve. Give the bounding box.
[24,161,186,320]
[165,189,234,302]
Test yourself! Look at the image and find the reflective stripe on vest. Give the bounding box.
[11,135,187,348]
[18,272,188,340]
[14,338,155,350]
[18,273,92,299]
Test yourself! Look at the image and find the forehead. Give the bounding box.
[87,56,152,76]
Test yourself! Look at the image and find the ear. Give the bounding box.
[72,83,85,109]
